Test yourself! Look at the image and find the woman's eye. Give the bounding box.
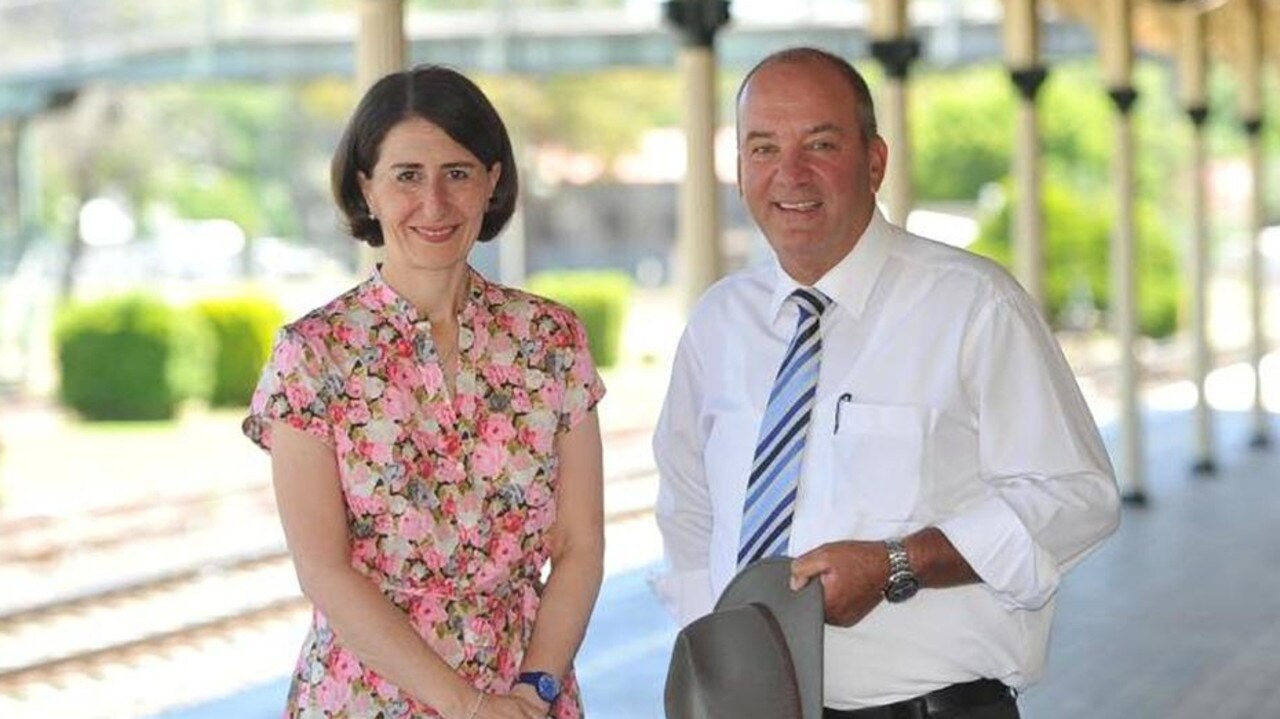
[446,168,471,181]
[395,170,421,182]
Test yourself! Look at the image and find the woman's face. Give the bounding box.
[359,116,501,275]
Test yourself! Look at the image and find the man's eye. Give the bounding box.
[809,140,835,151]
[750,145,777,157]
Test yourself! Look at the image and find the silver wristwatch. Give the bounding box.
[883,537,920,603]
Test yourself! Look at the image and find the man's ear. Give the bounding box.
[867,136,889,193]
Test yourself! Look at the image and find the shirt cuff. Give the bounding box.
[647,567,715,627]
[936,496,1062,610]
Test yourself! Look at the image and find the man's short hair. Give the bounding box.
[737,47,879,144]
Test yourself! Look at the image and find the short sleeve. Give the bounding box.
[242,326,335,451]
[557,310,606,433]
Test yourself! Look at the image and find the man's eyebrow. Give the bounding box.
[742,124,848,142]
[805,123,846,135]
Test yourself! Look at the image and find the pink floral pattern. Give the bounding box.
[244,268,605,718]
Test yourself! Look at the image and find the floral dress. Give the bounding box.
[243,268,605,719]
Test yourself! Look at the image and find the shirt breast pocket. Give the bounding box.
[829,401,935,521]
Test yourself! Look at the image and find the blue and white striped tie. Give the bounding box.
[738,287,832,567]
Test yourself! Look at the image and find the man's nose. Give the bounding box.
[776,150,812,184]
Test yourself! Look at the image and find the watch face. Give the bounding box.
[536,674,561,702]
[520,672,561,703]
[885,575,920,603]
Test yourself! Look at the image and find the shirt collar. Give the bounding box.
[767,208,895,323]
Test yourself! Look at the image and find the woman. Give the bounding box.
[244,65,605,719]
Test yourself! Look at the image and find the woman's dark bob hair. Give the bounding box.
[331,65,518,246]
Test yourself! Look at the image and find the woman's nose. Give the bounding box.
[415,179,450,217]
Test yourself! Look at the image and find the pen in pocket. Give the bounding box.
[834,392,852,434]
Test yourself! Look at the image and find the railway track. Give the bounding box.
[0,440,662,718]
[0,547,299,681]
[0,479,305,719]
[0,481,277,565]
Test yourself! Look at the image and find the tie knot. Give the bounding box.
[790,287,831,319]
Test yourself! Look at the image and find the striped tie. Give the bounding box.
[738,287,832,567]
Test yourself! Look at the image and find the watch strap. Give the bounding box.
[516,671,561,703]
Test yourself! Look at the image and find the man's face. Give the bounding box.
[737,60,887,284]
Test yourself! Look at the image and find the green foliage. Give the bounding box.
[145,82,320,239]
[527,271,632,369]
[908,61,1183,208]
[910,67,1017,201]
[969,180,1181,339]
[55,295,214,421]
[161,167,264,236]
[195,295,286,407]
[480,70,681,169]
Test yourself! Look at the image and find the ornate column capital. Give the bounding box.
[664,0,730,48]
[1009,66,1049,101]
[1185,104,1209,127]
[869,38,921,80]
[1107,86,1139,115]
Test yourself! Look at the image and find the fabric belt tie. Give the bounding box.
[823,679,1015,719]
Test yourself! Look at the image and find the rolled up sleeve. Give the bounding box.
[940,292,1121,609]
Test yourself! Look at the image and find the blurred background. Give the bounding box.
[0,0,1278,717]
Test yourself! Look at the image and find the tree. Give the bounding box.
[910,67,1016,201]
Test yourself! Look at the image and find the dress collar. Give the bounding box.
[358,265,488,336]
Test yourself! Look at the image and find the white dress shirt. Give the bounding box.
[652,210,1120,709]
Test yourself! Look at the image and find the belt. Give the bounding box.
[823,679,1015,719]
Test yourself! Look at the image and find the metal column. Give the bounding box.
[665,0,728,313]
[1101,0,1146,504]
[868,0,918,227]
[1178,8,1215,475]
[1238,0,1271,449]
[354,0,406,273]
[1004,0,1047,311]
[357,0,407,93]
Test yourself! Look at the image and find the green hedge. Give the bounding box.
[969,180,1181,339]
[527,270,632,369]
[55,294,213,421]
[196,295,285,407]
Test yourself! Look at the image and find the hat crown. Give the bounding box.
[664,558,824,719]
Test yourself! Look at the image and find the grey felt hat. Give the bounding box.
[664,557,825,719]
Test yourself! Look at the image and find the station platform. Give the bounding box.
[150,406,1280,719]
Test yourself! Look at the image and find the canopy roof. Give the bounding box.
[1046,0,1278,75]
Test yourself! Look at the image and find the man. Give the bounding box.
[653,47,1120,718]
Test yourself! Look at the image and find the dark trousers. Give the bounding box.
[823,679,1020,719]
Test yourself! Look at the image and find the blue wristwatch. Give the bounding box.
[516,671,562,704]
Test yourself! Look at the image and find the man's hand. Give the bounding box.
[789,540,890,627]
